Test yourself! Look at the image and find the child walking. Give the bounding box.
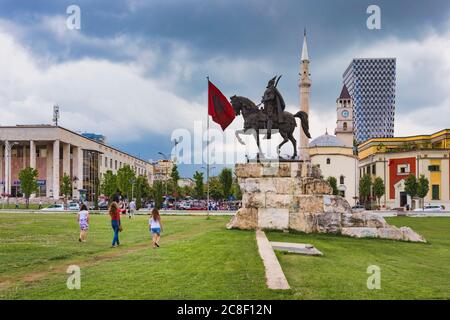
[149,209,163,248]
[109,201,122,248]
[77,204,90,242]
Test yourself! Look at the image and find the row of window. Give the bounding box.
[360,164,376,177]
[102,155,147,176]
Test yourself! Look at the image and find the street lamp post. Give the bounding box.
[158,152,169,196]
[201,166,216,215]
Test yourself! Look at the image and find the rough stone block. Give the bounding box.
[258,208,289,230]
[400,227,426,243]
[293,195,324,213]
[323,195,352,214]
[344,212,388,228]
[278,163,291,177]
[341,227,378,238]
[289,212,316,233]
[236,163,262,178]
[242,192,265,208]
[273,178,294,194]
[227,208,258,230]
[315,211,342,234]
[376,227,404,241]
[261,163,280,177]
[265,192,292,209]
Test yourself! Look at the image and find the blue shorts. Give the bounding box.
[150,227,161,235]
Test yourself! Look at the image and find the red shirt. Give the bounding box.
[111,209,121,221]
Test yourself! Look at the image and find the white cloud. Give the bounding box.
[0,27,202,142]
[314,26,450,137]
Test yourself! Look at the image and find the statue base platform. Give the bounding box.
[227,162,426,243]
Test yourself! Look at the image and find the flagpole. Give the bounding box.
[206,76,210,219]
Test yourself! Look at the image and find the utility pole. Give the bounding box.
[158,152,169,196]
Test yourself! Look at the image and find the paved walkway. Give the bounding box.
[271,242,323,256]
[255,230,290,290]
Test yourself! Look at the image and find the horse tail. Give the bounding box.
[294,111,312,138]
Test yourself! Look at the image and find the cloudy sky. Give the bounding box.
[0,0,449,177]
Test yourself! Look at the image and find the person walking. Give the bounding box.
[149,208,163,249]
[129,199,136,219]
[109,201,122,248]
[77,204,90,242]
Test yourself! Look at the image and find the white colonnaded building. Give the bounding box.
[0,125,154,202]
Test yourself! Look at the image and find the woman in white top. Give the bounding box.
[149,208,163,248]
[77,204,90,243]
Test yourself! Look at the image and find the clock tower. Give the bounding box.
[335,85,354,148]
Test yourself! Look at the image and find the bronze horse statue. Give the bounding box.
[230,95,311,159]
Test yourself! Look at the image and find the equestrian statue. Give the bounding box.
[230,75,311,160]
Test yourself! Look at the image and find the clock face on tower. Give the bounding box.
[341,110,349,118]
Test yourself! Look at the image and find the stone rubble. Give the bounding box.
[227,162,426,243]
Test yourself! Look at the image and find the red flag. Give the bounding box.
[208,80,235,130]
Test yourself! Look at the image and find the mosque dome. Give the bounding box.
[309,131,347,148]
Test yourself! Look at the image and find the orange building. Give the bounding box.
[358,129,450,209]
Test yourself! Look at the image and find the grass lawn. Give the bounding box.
[0,203,51,210]
[0,213,449,299]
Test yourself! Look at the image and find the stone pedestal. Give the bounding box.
[227,162,426,243]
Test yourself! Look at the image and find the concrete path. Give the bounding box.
[271,242,323,256]
[255,230,290,290]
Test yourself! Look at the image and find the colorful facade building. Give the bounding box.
[358,129,450,209]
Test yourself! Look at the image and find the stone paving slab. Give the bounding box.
[270,241,323,256]
[255,230,290,290]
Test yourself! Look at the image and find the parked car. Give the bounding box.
[413,205,445,212]
[98,201,109,210]
[68,202,80,211]
[352,205,365,211]
[41,204,65,212]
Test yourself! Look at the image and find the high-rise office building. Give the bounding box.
[343,58,396,143]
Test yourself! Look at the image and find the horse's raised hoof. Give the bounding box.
[237,138,245,145]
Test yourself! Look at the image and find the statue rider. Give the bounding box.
[261,75,285,139]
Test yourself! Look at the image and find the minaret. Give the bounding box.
[299,29,311,160]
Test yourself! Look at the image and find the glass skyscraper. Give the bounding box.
[343,58,396,143]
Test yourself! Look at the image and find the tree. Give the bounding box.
[231,180,242,200]
[417,175,430,209]
[18,167,39,209]
[219,168,233,200]
[60,173,72,202]
[116,165,136,200]
[152,180,164,209]
[209,177,223,200]
[373,177,385,208]
[135,175,151,209]
[100,170,117,202]
[404,174,418,210]
[170,164,180,193]
[359,174,372,209]
[193,171,204,199]
[180,185,194,198]
[326,176,339,195]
